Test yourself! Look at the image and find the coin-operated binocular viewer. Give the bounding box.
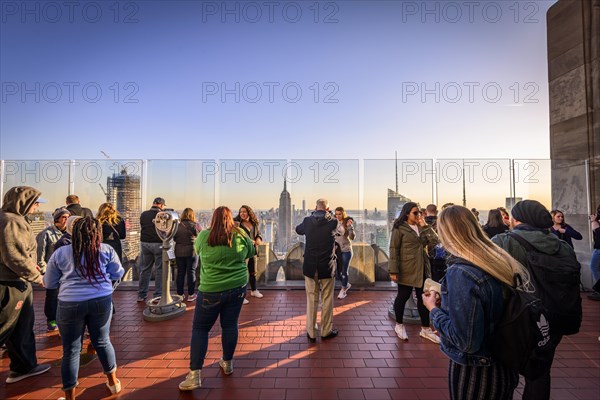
[143,210,187,322]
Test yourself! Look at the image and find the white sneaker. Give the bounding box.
[243,298,250,305]
[250,290,263,298]
[106,379,122,394]
[179,369,201,391]
[338,283,351,299]
[394,324,408,341]
[420,327,441,344]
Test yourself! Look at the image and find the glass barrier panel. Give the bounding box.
[436,159,511,224]
[288,159,359,245]
[513,159,552,210]
[216,158,286,241]
[363,159,435,258]
[286,159,361,285]
[2,158,583,287]
[1,160,71,215]
[71,159,143,276]
[146,159,216,214]
[71,159,143,214]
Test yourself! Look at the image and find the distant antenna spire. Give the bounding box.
[462,159,467,207]
[395,151,398,194]
[284,179,287,192]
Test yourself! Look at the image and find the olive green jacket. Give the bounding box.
[388,222,439,287]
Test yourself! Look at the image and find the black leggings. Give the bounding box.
[394,283,430,327]
[247,257,256,291]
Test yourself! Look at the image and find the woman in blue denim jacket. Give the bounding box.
[422,206,530,400]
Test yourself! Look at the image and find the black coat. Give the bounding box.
[140,207,162,243]
[483,224,508,239]
[173,220,199,257]
[102,219,126,261]
[295,210,338,279]
[549,224,583,249]
[66,203,93,218]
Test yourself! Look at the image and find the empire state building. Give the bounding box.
[277,180,292,253]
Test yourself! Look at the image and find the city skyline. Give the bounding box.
[0,157,552,213]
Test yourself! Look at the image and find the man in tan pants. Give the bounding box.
[295,199,339,342]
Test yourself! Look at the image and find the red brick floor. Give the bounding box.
[1,289,599,400]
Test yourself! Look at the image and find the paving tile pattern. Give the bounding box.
[1,289,598,399]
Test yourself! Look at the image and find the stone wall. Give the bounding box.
[264,242,384,286]
[548,0,600,288]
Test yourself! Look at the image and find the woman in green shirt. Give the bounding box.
[179,206,255,391]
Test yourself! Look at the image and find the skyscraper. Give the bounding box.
[277,180,292,253]
[387,188,411,229]
[388,152,411,230]
[106,168,141,263]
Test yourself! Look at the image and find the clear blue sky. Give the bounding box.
[1,0,556,161]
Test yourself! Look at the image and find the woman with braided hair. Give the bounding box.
[44,217,124,400]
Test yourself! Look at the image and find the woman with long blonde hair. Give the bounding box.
[422,206,528,400]
[96,203,126,262]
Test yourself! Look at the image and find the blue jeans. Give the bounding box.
[189,285,246,370]
[138,242,163,298]
[336,251,352,288]
[591,249,600,284]
[176,255,198,296]
[57,294,116,390]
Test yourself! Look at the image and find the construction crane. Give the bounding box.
[99,150,111,200]
[99,183,108,199]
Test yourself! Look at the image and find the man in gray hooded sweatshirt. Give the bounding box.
[0,186,51,383]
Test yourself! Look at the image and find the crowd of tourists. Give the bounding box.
[1,185,598,400]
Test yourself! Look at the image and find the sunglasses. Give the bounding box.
[411,211,422,216]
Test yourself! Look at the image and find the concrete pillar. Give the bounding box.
[348,243,376,285]
[256,242,269,285]
[548,0,600,288]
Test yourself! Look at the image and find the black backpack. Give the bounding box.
[491,275,555,380]
[507,232,582,335]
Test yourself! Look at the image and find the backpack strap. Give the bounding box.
[182,221,197,237]
[507,231,536,252]
[512,273,523,289]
